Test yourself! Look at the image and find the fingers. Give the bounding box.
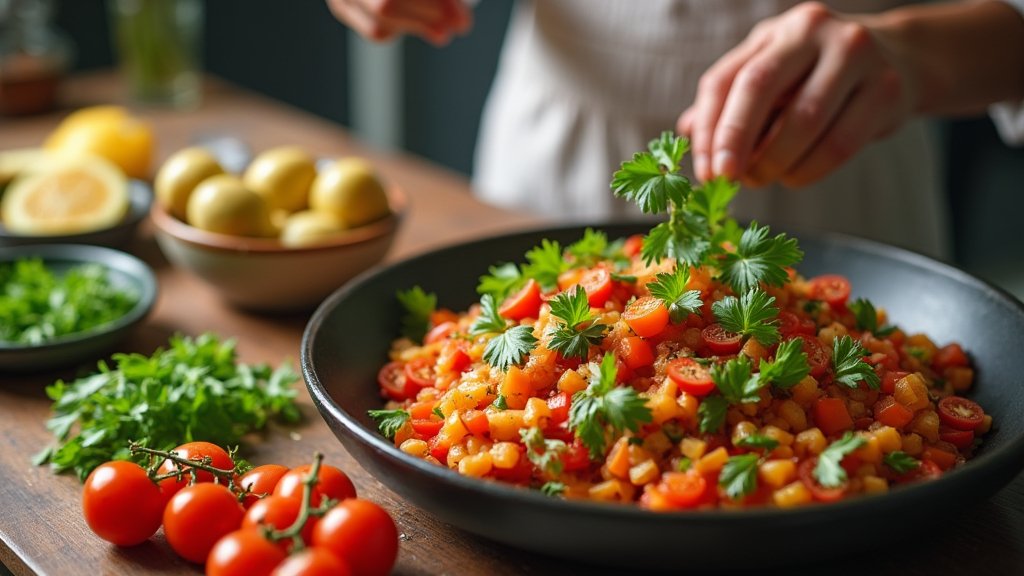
[327,0,472,44]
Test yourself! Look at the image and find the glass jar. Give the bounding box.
[0,0,73,116]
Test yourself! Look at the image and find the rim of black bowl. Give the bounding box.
[0,243,158,351]
[303,221,1024,525]
[0,180,152,241]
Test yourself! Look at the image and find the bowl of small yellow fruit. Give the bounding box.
[150,145,405,312]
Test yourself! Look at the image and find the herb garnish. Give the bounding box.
[396,286,436,343]
[368,409,410,441]
[815,432,867,488]
[469,294,537,372]
[720,453,760,499]
[547,286,606,360]
[832,335,881,389]
[568,354,652,459]
[883,451,921,474]
[757,338,810,388]
[646,266,703,323]
[712,287,781,346]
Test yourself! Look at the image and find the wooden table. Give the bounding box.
[2,72,1022,576]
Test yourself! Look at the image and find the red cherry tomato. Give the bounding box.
[312,499,399,576]
[377,361,416,401]
[623,296,670,338]
[937,396,985,431]
[939,426,975,450]
[499,278,543,320]
[666,357,716,396]
[809,275,851,309]
[82,461,166,546]
[778,311,816,338]
[795,335,829,378]
[206,529,287,576]
[273,464,357,508]
[932,343,969,371]
[157,441,234,497]
[423,321,457,345]
[658,471,707,508]
[163,483,245,564]
[271,547,353,576]
[578,267,613,307]
[701,323,743,355]
[798,458,846,502]
[403,357,436,389]
[243,495,316,548]
[617,335,654,369]
[239,464,290,508]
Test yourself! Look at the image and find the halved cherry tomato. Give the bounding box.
[701,323,743,355]
[922,445,958,470]
[933,343,969,371]
[796,335,829,378]
[617,336,654,369]
[403,357,436,389]
[813,397,853,436]
[622,234,644,257]
[939,426,975,450]
[937,396,985,431]
[623,296,670,338]
[437,340,471,374]
[424,321,457,345]
[778,311,816,338]
[798,458,846,502]
[579,267,613,307]
[666,357,716,396]
[546,391,571,425]
[658,471,707,508]
[377,361,416,401]
[411,419,443,437]
[499,278,542,320]
[809,275,851,309]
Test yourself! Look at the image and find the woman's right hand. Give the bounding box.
[327,0,473,45]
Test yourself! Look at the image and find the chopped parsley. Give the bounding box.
[832,335,881,389]
[431,406,445,419]
[711,355,765,404]
[610,131,691,215]
[848,298,896,336]
[712,287,781,346]
[540,481,567,497]
[492,395,508,411]
[547,286,606,360]
[814,432,866,488]
[396,286,436,343]
[735,434,780,451]
[720,453,759,499]
[697,395,729,434]
[646,266,703,323]
[883,451,921,474]
[567,228,609,267]
[368,409,410,441]
[568,354,652,459]
[521,239,568,291]
[758,338,810,388]
[469,294,537,371]
[476,262,523,302]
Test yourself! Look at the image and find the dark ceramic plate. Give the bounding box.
[302,223,1024,570]
[0,244,158,372]
[0,180,152,249]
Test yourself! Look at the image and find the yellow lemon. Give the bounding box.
[44,106,155,180]
[155,147,224,220]
[309,157,390,228]
[280,210,347,248]
[186,174,274,237]
[1,154,129,235]
[0,148,51,186]
[243,146,317,213]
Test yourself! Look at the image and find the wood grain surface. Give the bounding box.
[1,72,1022,576]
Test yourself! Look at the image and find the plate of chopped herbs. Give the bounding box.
[0,243,157,371]
[302,134,1024,569]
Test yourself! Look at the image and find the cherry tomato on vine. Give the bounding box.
[273,464,357,507]
[312,499,398,576]
[158,441,234,497]
[164,483,245,564]
[242,495,315,548]
[206,529,286,576]
[270,547,353,576]
[82,461,166,546]
[239,464,290,508]
[666,357,716,396]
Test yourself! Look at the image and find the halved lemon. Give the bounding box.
[44,106,155,180]
[1,155,129,235]
[0,148,51,186]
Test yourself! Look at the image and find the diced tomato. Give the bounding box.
[622,234,644,258]
[546,392,571,425]
[427,435,449,461]
[462,410,490,437]
[796,336,829,378]
[937,396,985,431]
[939,426,974,450]
[499,278,543,320]
[798,458,846,502]
[658,471,707,508]
[491,448,532,482]
[378,361,417,401]
[623,296,670,338]
[922,446,958,470]
[615,356,635,384]
[933,343,969,371]
[813,397,853,436]
[403,357,436,389]
[881,370,910,395]
[809,275,852,309]
[424,321,457,345]
[778,311,816,338]
[437,340,471,374]
[701,323,743,355]
[617,336,654,369]
[561,440,591,472]
[410,419,443,437]
[874,396,914,429]
[667,358,716,397]
[579,267,613,307]
[544,421,575,443]
[917,459,943,480]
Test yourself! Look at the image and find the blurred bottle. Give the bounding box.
[109,0,202,108]
[0,0,73,116]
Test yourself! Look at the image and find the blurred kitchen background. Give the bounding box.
[4,0,1023,298]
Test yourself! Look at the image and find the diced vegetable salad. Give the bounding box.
[368,134,987,509]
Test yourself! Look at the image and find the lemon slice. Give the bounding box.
[1,155,129,235]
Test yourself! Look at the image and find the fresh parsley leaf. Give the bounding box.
[521,239,567,291]
[396,286,436,343]
[711,355,765,404]
[814,432,866,488]
[641,211,713,267]
[37,334,300,480]
[647,266,703,323]
[568,354,652,459]
[848,298,896,336]
[477,262,524,302]
[883,451,921,474]
[492,395,508,411]
[697,395,729,434]
[483,325,538,372]
[567,228,609,267]
[688,176,738,233]
[735,434,780,451]
[712,288,781,346]
[521,427,567,476]
[832,335,881,389]
[719,222,803,294]
[547,286,606,360]
[611,132,692,214]
[720,453,759,500]
[540,481,566,496]
[758,338,810,388]
[368,409,410,441]
[469,294,509,335]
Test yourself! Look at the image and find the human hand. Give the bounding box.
[677,2,917,188]
[327,0,473,45]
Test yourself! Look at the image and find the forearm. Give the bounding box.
[863,0,1024,116]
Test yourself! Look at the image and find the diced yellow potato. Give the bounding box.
[773,482,813,508]
[791,376,820,406]
[489,442,520,469]
[629,459,661,486]
[523,397,551,428]
[557,369,588,395]
[794,427,827,457]
[909,409,940,443]
[487,409,526,441]
[680,437,707,460]
[862,475,889,494]
[758,459,796,489]
[777,400,808,432]
[761,425,795,446]
[872,426,902,453]
[399,438,429,458]
[695,447,729,474]
[894,373,930,411]
[458,452,493,477]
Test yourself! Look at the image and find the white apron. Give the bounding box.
[473,0,950,259]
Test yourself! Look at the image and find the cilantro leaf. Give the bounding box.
[883,451,921,474]
[396,286,436,343]
[647,266,703,323]
[832,335,881,389]
[477,262,523,302]
[568,354,652,459]
[758,338,810,388]
[697,395,729,434]
[521,427,567,476]
[720,453,759,500]
[711,355,765,404]
[814,432,866,488]
[567,228,609,267]
[735,434,780,451]
[469,294,509,335]
[483,325,538,372]
[611,132,692,214]
[547,286,606,360]
[521,239,567,291]
[368,409,410,441]
[540,481,566,496]
[719,222,803,294]
[712,288,781,346]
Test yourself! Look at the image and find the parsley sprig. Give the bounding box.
[568,354,652,459]
[711,356,765,404]
[469,294,538,371]
[832,335,881,389]
[712,287,781,346]
[547,286,606,360]
[611,131,691,215]
[814,432,866,488]
[646,266,703,323]
[883,451,921,474]
[396,286,436,344]
[521,427,567,476]
[848,298,896,336]
[368,409,410,441]
[719,222,803,294]
[720,453,760,500]
[757,338,810,388]
[736,434,780,451]
[697,396,729,434]
[477,263,523,302]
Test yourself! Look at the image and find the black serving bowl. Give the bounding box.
[302,223,1024,570]
[0,243,158,372]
